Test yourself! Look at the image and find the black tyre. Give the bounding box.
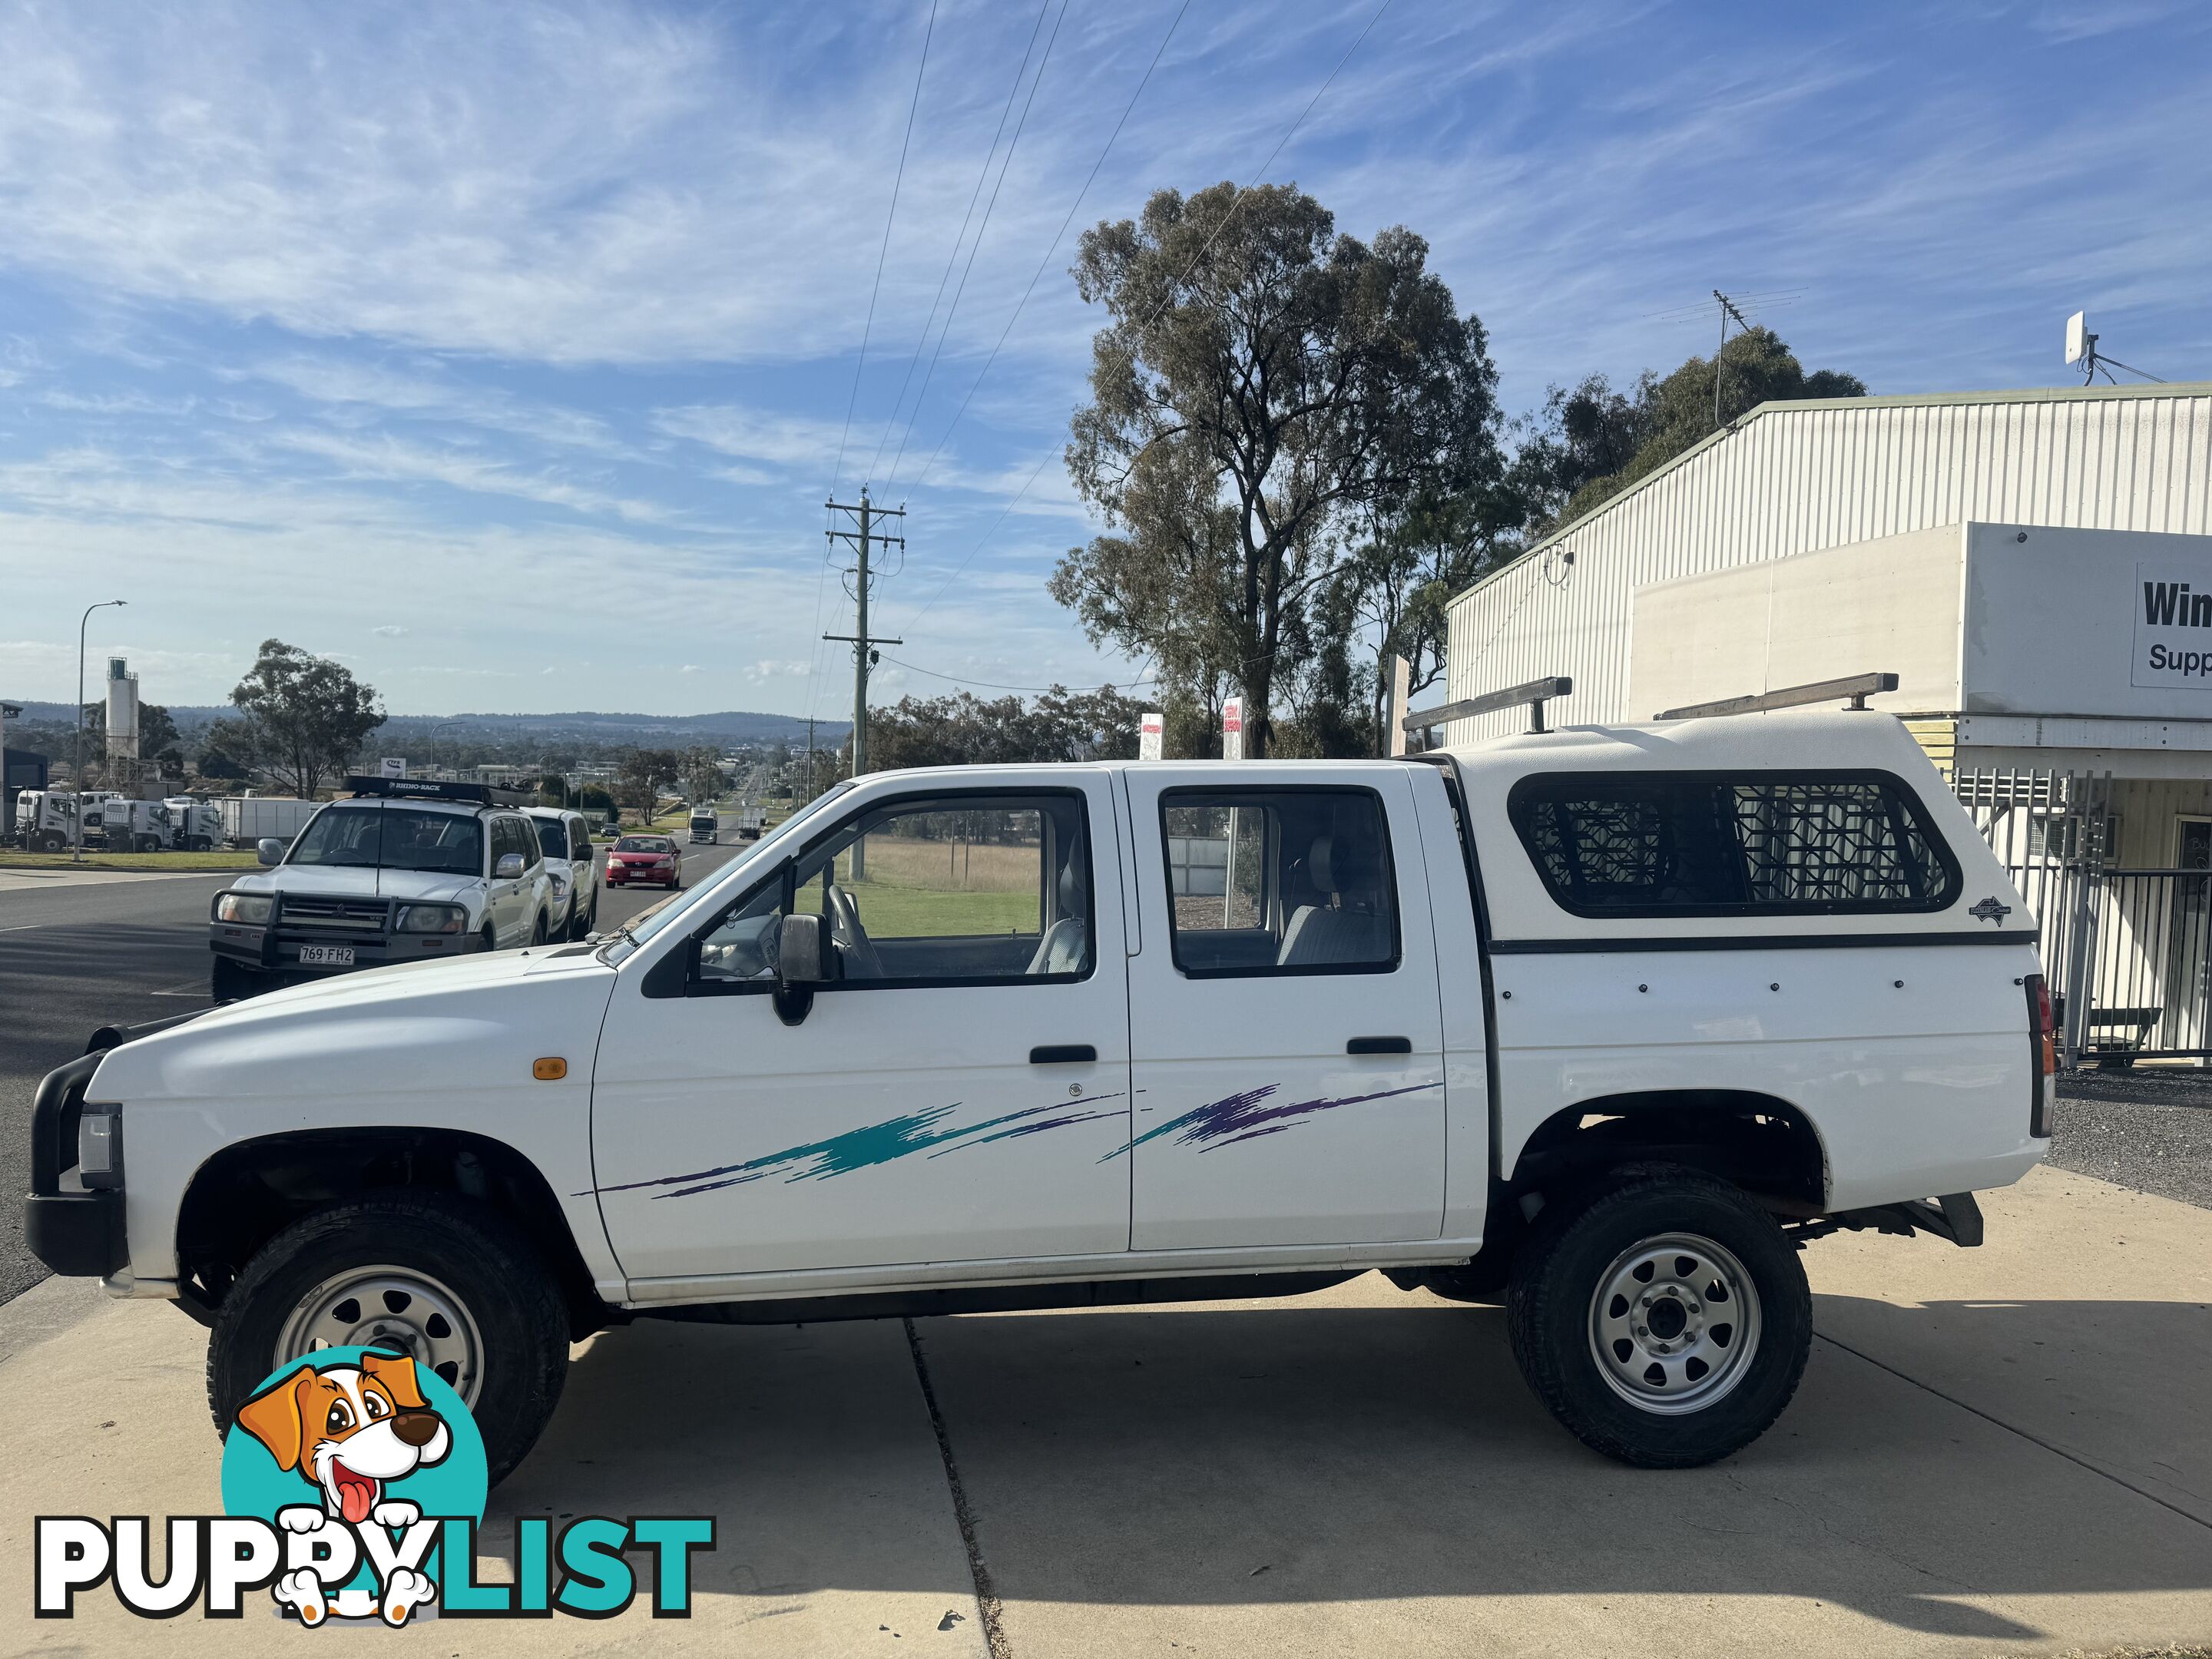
[531,912,549,945]
[38,831,65,853]
[480,922,498,954]
[210,956,256,1002]
[207,1193,568,1487]
[1506,1167,1811,1469]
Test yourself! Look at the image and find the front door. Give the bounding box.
[590,775,1132,1284]
[1121,767,1446,1250]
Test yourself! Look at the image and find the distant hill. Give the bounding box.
[2,701,846,746]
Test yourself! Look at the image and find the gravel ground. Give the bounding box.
[2051,1071,2212,1211]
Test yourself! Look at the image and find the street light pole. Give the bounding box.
[74,599,127,863]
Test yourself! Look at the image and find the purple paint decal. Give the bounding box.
[1104,1079,1440,1161]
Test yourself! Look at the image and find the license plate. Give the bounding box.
[298,945,355,967]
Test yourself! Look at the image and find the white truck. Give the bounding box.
[217,794,321,851]
[25,710,2051,1484]
[13,789,96,852]
[100,796,172,853]
[687,804,718,845]
[164,797,225,853]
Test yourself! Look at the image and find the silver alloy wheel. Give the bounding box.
[1588,1231,1761,1416]
[273,1265,485,1407]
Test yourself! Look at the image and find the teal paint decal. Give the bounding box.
[588,1092,1129,1200]
[586,1077,1442,1204]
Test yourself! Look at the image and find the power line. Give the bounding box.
[825,0,939,502]
[904,0,1195,494]
[898,0,1396,631]
[879,653,1154,694]
[808,0,938,732]
[865,0,1064,488]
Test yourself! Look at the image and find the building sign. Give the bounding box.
[1220,697,1244,762]
[379,757,407,779]
[2131,563,2212,688]
[1138,712,1164,762]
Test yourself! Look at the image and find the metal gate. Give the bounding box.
[1955,767,2212,1065]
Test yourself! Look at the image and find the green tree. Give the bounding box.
[227,640,386,797]
[868,686,1146,770]
[1061,182,1501,757]
[615,747,684,822]
[1551,329,1863,528]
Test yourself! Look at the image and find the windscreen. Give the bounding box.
[616,836,673,853]
[289,806,483,876]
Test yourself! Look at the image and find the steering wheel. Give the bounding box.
[824,883,885,982]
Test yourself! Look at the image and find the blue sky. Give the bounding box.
[1,0,2207,717]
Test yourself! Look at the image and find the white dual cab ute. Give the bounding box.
[205,777,595,1002]
[27,710,2053,1482]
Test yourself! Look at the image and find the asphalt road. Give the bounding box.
[0,837,751,1305]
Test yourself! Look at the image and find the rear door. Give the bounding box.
[1121,765,1446,1250]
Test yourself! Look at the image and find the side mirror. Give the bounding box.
[256,838,285,866]
[777,912,830,985]
[494,853,525,879]
[773,912,833,1026]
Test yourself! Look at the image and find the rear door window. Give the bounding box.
[1160,788,1399,976]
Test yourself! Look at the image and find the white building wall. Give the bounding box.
[1443,384,2212,744]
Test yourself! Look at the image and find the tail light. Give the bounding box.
[2025,972,2055,1137]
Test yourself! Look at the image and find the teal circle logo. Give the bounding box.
[220,1345,486,1624]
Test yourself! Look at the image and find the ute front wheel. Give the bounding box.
[207,1194,568,1487]
[1507,1167,1810,1469]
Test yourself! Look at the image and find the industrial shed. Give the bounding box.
[1438,381,2212,1064]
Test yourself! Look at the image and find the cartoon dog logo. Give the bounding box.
[234,1349,452,1626]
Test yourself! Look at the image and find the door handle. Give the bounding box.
[1029,1044,1097,1065]
[1346,1035,1412,1055]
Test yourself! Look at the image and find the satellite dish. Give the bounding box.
[2065,310,2088,366]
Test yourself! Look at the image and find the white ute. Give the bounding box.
[26,710,2052,1482]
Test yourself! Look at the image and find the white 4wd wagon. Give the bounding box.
[207,777,558,1001]
[27,710,2050,1482]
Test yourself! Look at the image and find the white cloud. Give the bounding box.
[372,624,409,637]
[652,405,850,469]
[273,429,680,525]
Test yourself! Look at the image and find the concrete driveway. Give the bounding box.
[3,1164,2207,1657]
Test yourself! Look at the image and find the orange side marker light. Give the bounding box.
[533,1058,568,1081]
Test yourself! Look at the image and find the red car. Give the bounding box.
[606,834,682,889]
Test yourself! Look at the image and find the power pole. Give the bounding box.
[823,487,903,877]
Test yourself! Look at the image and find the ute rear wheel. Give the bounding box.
[207,1193,568,1487]
[1507,1167,1810,1469]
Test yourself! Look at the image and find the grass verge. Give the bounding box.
[0,849,260,872]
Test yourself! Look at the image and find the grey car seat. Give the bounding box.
[1277,833,1389,967]
[1027,856,1089,975]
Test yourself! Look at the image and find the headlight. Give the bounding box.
[214,892,273,924]
[394,902,467,935]
[549,873,570,897]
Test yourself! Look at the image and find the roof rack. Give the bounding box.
[1403,675,1573,740]
[1656,671,1899,721]
[342,774,533,808]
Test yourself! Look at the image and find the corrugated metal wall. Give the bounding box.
[1442,385,2212,743]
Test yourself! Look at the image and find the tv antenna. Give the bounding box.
[2065,310,2164,386]
[1712,289,1753,426]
